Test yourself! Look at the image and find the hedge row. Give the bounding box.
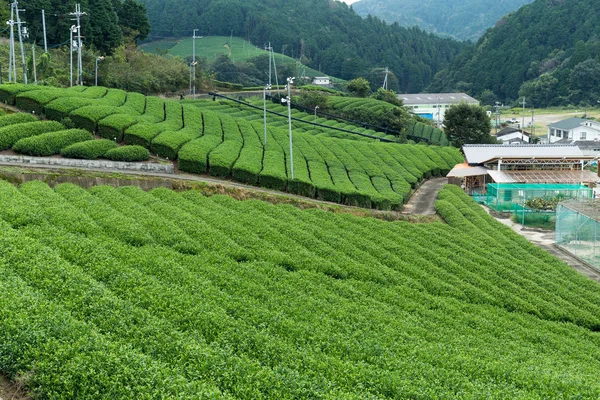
[61,139,118,159]
[104,145,150,162]
[0,112,37,128]
[0,120,65,150]
[13,129,93,156]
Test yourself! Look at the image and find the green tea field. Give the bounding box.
[1,182,600,398]
[0,84,461,210]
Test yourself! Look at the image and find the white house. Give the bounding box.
[399,93,479,124]
[547,117,600,143]
[496,127,531,144]
[312,76,330,86]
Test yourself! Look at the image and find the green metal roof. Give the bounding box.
[548,117,586,130]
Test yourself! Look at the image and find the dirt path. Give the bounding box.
[402,178,447,215]
[486,208,600,284]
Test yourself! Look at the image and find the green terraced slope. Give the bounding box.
[0,182,599,398]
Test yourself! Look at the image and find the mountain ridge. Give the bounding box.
[351,0,533,41]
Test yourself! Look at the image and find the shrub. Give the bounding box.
[13,129,93,156]
[0,83,44,104]
[124,123,165,147]
[0,113,37,128]
[143,96,165,122]
[69,105,120,133]
[97,114,140,142]
[151,129,195,160]
[121,92,146,115]
[15,89,61,114]
[178,136,222,174]
[0,120,64,150]
[208,140,243,177]
[78,86,108,98]
[61,139,118,159]
[100,89,127,106]
[44,97,94,121]
[104,145,150,162]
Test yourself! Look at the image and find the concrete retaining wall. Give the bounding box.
[0,155,174,174]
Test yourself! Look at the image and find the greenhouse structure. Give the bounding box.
[556,200,600,269]
[485,183,594,212]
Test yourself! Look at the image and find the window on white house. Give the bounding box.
[581,132,587,140]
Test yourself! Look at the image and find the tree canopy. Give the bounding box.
[444,103,495,147]
[136,0,466,93]
[352,0,533,41]
[16,0,150,54]
[429,0,600,107]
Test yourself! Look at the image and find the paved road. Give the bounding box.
[402,178,447,215]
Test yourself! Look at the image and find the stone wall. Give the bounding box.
[0,155,174,174]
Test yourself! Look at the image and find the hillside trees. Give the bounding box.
[19,0,150,55]
[444,103,495,147]
[136,0,466,92]
[430,0,600,107]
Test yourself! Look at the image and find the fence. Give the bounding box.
[556,200,600,269]
[485,183,593,212]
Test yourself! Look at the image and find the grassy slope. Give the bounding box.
[140,36,337,80]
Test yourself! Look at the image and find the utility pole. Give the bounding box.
[382,67,388,90]
[7,3,15,83]
[95,56,103,86]
[41,9,47,53]
[531,109,535,140]
[314,105,319,123]
[14,0,27,84]
[436,96,441,129]
[69,24,78,87]
[271,47,280,96]
[265,42,272,94]
[263,83,271,145]
[284,77,295,180]
[192,29,201,99]
[32,44,36,84]
[520,97,526,141]
[70,4,86,85]
[494,101,501,136]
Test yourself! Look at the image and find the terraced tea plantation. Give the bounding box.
[1,181,600,398]
[0,84,462,209]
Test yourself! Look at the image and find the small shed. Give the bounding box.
[312,77,330,86]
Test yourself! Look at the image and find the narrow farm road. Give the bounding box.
[402,177,447,215]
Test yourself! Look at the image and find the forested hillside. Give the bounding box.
[352,0,532,41]
[429,0,600,107]
[138,0,466,92]
[8,0,150,54]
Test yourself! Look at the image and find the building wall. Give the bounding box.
[497,132,530,143]
[548,125,600,143]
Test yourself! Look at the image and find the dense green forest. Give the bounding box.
[137,0,466,92]
[3,0,150,54]
[352,0,533,41]
[429,0,600,107]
